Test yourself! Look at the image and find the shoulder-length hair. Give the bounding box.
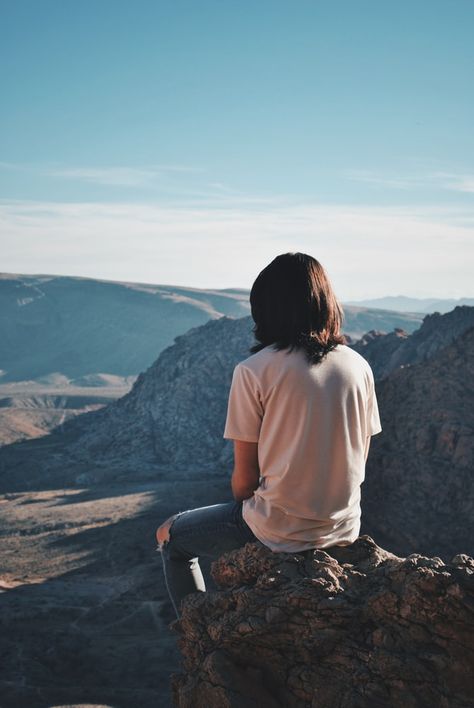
[249,252,346,365]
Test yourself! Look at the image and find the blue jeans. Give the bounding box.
[159,500,259,618]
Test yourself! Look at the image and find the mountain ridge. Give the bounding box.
[1,306,473,559]
[0,272,423,382]
[352,305,474,379]
[347,294,474,313]
[361,322,474,558]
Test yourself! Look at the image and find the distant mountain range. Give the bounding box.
[0,272,250,383]
[0,272,426,383]
[347,295,474,313]
[0,272,426,445]
[0,305,473,560]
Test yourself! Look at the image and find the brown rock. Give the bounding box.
[171,537,474,707]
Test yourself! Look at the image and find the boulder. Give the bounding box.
[171,536,474,707]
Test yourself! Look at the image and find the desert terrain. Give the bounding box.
[0,477,230,707]
[0,375,136,447]
[1,281,473,707]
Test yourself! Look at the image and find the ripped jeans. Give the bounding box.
[158,500,259,619]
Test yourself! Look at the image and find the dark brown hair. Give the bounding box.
[249,252,346,365]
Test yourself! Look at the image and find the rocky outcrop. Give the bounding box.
[352,306,474,379]
[362,325,474,560]
[351,327,409,380]
[171,537,474,708]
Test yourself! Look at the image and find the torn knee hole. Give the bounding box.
[156,513,179,547]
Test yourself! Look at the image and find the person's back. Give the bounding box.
[156,251,383,618]
[223,342,382,551]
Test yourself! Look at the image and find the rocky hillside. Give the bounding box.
[361,324,474,559]
[350,327,409,379]
[352,305,474,379]
[172,538,474,707]
[0,272,423,383]
[0,316,256,491]
[1,308,473,559]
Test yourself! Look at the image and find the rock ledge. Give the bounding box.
[171,535,474,707]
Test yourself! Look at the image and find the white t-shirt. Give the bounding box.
[223,343,382,552]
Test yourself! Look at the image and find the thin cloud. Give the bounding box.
[0,161,204,188]
[344,168,474,194]
[434,172,474,194]
[0,161,278,203]
[343,170,425,190]
[454,179,474,193]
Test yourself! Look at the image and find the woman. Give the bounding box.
[156,252,382,619]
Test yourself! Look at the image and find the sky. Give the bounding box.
[1,0,473,300]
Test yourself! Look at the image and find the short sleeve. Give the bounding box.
[367,377,382,436]
[223,363,264,442]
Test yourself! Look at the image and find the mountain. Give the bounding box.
[339,305,422,340]
[1,307,473,561]
[351,305,474,379]
[0,272,424,383]
[0,272,425,446]
[0,273,250,383]
[361,324,474,558]
[347,295,474,313]
[0,315,253,489]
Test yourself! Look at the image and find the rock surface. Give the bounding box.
[171,537,474,708]
[350,327,410,380]
[362,325,474,559]
[352,305,474,379]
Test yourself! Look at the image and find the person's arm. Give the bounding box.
[231,439,260,501]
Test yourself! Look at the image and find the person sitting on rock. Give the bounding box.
[156,251,382,619]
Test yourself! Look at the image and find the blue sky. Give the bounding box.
[1,0,473,299]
